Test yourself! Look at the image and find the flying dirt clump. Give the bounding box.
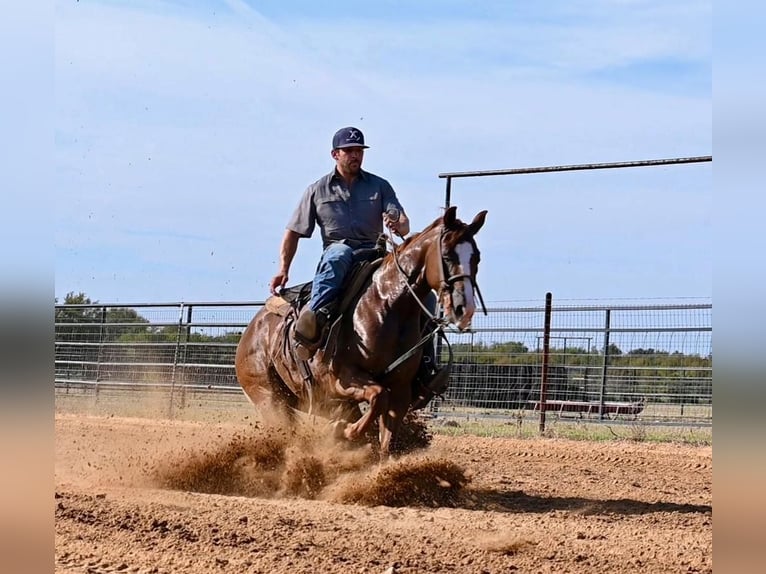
[152,421,373,499]
[329,457,470,507]
[152,426,291,498]
[373,410,433,455]
[281,450,327,499]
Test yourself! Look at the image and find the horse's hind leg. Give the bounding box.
[236,308,303,426]
[240,365,299,426]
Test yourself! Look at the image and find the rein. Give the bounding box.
[381,322,452,376]
[380,222,490,378]
[381,228,453,377]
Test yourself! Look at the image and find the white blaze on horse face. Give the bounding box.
[454,241,476,330]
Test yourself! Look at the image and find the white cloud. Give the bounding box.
[54,0,711,302]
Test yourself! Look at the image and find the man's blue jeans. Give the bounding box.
[309,242,357,312]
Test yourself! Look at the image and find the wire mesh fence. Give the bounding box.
[437,302,711,425]
[54,299,712,425]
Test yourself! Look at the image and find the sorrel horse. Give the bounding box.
[235,206,487,459]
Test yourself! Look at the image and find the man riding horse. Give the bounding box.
[268,126,447,403]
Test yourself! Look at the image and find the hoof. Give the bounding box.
[330,420,348,439]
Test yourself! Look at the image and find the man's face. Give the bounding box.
[332,146,365,175]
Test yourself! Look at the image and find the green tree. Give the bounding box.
[55,292,101,341]
[106,307,152,342]
[606,343,623,356]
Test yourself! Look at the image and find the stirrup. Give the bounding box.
[293,327,323,349]
[294,340,317,362]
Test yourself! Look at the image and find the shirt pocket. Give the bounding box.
[316,198,348,234]
[351,193,382,226]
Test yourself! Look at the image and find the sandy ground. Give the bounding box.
[55,412,712,574]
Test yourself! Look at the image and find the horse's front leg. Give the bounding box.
[332,378,389,442]
[378,388,412,460]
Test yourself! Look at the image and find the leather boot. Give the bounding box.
[420,339,448,395]
[424,365,449,395]
[293,306,331,360]
[295,307,320,345]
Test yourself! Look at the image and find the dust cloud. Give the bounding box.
[152,420,470,507]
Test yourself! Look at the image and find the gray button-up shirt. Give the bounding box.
[287,169,404,249]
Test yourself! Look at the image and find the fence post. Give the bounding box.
[169,303,185,419]
[599,309,612,420]
[180,305,193,410]
[539,292,552,434]
[95,306,107,397]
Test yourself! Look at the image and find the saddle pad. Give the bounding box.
[265,296,292,316]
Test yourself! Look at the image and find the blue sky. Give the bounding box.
[53,0,712,305]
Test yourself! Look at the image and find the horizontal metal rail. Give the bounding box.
[462,327,712,334]
[55,321,249,329]
[55,341,240,348]
[55,380,243,393]
[438,156,712,179]
[56,360,175,368]
[55,302,711,315]
[55,301,265,309]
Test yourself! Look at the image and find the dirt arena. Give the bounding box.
[55,410,712,573]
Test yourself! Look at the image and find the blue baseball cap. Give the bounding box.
[332,126,369,149]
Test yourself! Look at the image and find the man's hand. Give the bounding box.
[383,208,410,237]
[269,271,288,295]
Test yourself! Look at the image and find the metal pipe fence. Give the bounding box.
[437,155,712,208]
[54,299,712,425]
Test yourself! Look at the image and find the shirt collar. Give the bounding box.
[331,168,368,183]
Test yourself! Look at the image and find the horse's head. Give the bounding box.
[427,206,488,331]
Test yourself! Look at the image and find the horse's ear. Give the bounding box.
[468,210,488,235]
[443,205,458,229]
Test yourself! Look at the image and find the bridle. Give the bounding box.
[380,222,486,377]
[387,223,487,324]
[435,227,488,318]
